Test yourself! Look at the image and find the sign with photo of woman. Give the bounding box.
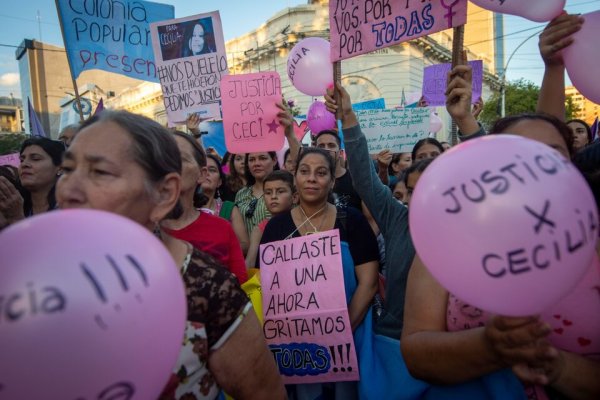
[150,11,228,124]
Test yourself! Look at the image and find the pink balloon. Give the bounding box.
[307,101,337,134]
[564,11,600,104]
[287,38,333,96]
[409,135,598,316]
[0,209,186,399]
[469,0,565,22]
[429,111,443,133]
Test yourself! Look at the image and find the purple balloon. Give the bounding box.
[409,135,597,316]
[307,101,337,135]
[287,37,333,96]
[0,209,186,399]
[564,11,600,104]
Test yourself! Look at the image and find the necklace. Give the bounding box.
[299,204,328,235]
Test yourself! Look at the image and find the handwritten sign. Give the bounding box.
[0,153,20,168]
[422,60,483,106]
[150,11,228,124]
[259,230,359,384]
[56,0,173,81]
[329,0,468,61]
[221,72,284,153]
[356,108,430,153]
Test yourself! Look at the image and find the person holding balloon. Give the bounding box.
[56,110,286,399]
[396,15,600,399]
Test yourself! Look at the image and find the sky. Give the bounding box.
[0,0,598,101]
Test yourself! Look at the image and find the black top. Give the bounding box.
[333,170,363,212]
[258,206,379,268]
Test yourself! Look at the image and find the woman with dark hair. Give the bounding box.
[224,153,247,199]
[57,110,285,399]
[235,151,278,235]
[201,153,249,254]
[567,118,592,152]
[259,147,379,398]
[161,132,248,283]
[182,19,216,57]
[401,14,600,399]
[412,137,445,162]
[0,137,65,227]
[234,101,300,236]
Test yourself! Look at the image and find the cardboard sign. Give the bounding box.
[329,0,468,61]
[56,0,174,81]
[422,60,483,106]
[259,230,359,384]
[357,108,430,153]
[0,153,20,168]
[150,11,228,124]
[221,72,285,153]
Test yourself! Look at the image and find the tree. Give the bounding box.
[0,133,27,155]
[479,79,540,129]
[565,94,581,121]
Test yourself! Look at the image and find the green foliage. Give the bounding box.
[479,79,541,130]
[565,95,580,121]
[0,133,28,156]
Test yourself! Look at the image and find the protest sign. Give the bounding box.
[221,72,284,153]
[259,230,359,384]
[150,11,227,124]
[356,108,430,153]
[352,97,385,111]
[329,0,468,61]
[0,153,20,168]
[422,60,483,106]
[56,0,174,82]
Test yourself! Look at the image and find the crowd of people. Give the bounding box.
[0,11,598,400]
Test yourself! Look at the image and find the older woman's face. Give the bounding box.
[57,121,159,228]
[190,24,205,54]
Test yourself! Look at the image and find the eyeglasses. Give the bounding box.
[245,197,259,218]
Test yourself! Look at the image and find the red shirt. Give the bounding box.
[164,211,248,283]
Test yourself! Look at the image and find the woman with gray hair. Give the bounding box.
[57,110,285,400]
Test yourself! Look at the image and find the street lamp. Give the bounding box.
[500,29,543,117]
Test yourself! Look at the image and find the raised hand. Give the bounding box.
[539,13,584,67]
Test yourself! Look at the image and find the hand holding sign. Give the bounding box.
[221,72,285,153]
[409,135,598,316]
[469,0,565,22]
[0,209,186,399]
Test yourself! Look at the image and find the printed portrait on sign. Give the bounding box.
[158,17,216,61]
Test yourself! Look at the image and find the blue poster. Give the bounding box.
[352,98,385,111]
[56,0,174,81]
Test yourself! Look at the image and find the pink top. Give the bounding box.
[446,254,600,400]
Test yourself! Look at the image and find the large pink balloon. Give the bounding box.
[409,135,598,316]
[307,100,337,134]
[287,38,333,96]
[470,0,565,22]
[0,210,186,399]
[564,11,600,104]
